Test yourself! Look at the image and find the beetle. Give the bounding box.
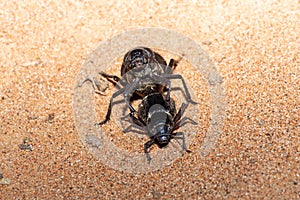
[125,92,194,162]
[96,47,195,125]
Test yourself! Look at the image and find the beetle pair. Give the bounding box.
[81,47,195,162]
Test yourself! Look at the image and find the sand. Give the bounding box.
[0,1,299,199]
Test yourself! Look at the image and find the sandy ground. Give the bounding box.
[0,0,299,199]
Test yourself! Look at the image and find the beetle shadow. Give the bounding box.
[120,115,148,136]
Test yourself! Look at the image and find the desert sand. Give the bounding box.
[0,1,299,199]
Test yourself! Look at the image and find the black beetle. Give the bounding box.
[97,47,195,125]
[125,92,194,162]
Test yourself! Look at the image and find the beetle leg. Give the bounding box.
[129,112,146,127]
[173,117,198,131]
[165,56,183,74]
[123,78,140,113]
[96,86,126,125]
[144,139,155,163]
[99,72,121,83]
[165,59,175,74]
[152,74,172,102]
[165,58,177,74]
[173,103,188,124]
[173,103,198,131]
[99,72,128,91]
[163,74,197,104]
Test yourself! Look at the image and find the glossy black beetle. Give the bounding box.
[97,47,196,125]
[125,92,194,162]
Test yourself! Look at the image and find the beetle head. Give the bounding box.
[123,47,153,72]
[156,125,171,146]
